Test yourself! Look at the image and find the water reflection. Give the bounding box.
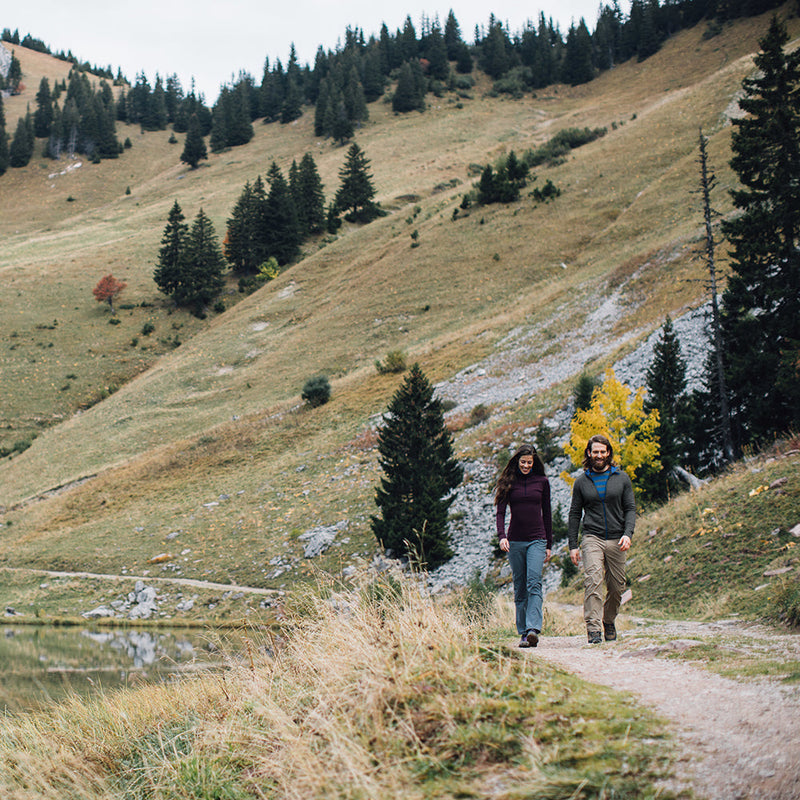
[0,625,236,714]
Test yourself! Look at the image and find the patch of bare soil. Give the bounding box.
[531,613,800,800]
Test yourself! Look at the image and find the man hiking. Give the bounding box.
[568,434,635,644]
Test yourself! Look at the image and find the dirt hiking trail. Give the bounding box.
[531,611,800,800]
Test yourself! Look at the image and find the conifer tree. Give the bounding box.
[361,48,385,102]
[371,363,463,569]
[262,162,299,265]
[0,95,9,175]
[296,152,325,235]
[562,19,594,85]
[150,75,169,130]
[180,112,207,168]
[335,142,377,220]
[260,60,285,122]
[34,77,54,138]
[210,88,231,152]
[225,176,268,273]
[154,200,189,299]
[719,17,800,446]
[281,77,304,123]
[479,18,511,79]
[643,317,690,497]
[392,62,422,113]
[164,73,184,125]
[399,16,419,62]
[93,93,120,158]
[314,77,331,136]
[425,21,449,81]
[444,10,464,60]
[46,102,64,159]
[477,164,497,204]
[344,66,368,126]
[637,0,662,61]
[6,50,21,94]
[229,81,254,145]
[179,208,226,313]
[331,97,354,143]
[9,113,33,167]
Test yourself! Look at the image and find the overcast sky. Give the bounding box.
[5,1,621,103]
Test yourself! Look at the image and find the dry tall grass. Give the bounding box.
[0,571,672,799]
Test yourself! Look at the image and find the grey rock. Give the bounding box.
[299,520,348,558]
[82,605,117,619]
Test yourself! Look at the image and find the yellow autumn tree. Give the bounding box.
[561,368,661,492]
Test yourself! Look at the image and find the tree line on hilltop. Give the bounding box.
[0,0,789,176]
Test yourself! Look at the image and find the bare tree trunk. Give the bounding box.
[671,465,708,490]
[698,129,735,463]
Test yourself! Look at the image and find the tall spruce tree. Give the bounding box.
[371,363,463,569]
[719,17,800,446]
[562,19,594,86]
[34,77,54,138]
[262,162,299,265]
[179,208,226,313]
[225,176,268,273]
[8,112,34,167]
[392,61,423,113]
[293,152,325,236]
[154,200,189,300]
[643,317,690,498]
[180,112,207,168]
[209,87,231,152]
[0,95,9,174]
[335,141,377,220]
[443,10,464,59]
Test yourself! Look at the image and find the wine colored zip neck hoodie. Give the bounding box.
[496,472,553,549]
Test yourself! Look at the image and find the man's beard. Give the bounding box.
[591,454,610,471]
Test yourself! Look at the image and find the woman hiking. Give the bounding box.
[495,444,552,647]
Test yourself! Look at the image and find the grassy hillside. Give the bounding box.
[0,10,798,610]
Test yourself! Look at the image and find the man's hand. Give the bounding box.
[500,538,510,552]
[570,548,580,565]
[545,548,552,563]
[619,535,631,551]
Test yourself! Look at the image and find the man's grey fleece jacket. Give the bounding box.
[567,467,636,550]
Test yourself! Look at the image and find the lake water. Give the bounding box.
[0,624,243,714]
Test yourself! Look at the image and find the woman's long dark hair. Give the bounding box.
[494,444,546,505]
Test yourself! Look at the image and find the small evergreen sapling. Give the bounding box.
[302,375,331,408]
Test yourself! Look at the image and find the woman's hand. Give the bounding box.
[499,538,510,552]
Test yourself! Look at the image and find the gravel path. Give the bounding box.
[529,612,800,800]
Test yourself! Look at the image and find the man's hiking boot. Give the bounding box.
[603,622,617,641]
[587,631,602,644]
[518,636,530,648]
[526,630,539,648]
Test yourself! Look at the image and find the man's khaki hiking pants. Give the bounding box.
[581,535,626,634]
